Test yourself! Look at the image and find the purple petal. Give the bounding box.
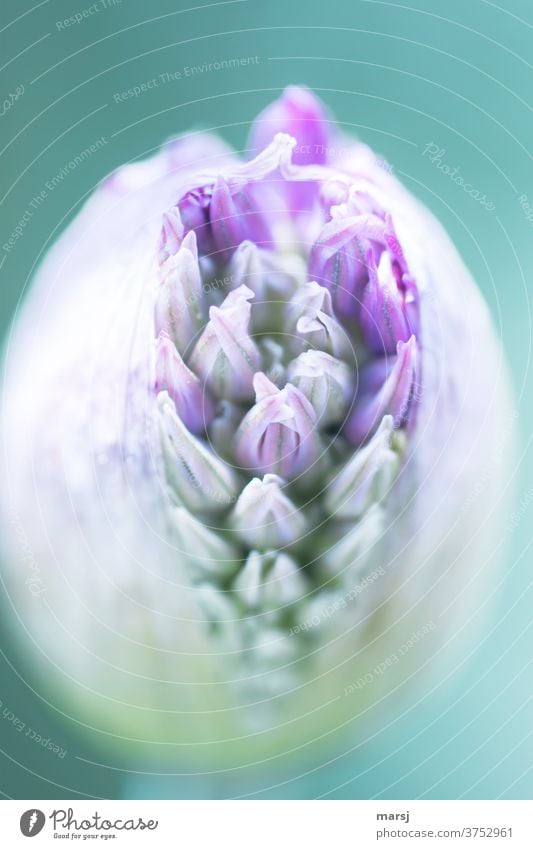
[209,175,246,261]
[154,230,204,355]
[248,86,333,165]
[308,215,389,318]
[158,392,239,513]
[236,373,319,479]
[345,336,419,444]
[177,185,213,254]
[189,285,260,402]
[360,250,413,355]
[209,178,273,261]
[248,86,334,213]
[286,281,353,361]
[155,331,215,434]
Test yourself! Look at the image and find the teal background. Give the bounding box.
[0,0,531,799]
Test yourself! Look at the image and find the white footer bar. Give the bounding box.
[1,800,531,847]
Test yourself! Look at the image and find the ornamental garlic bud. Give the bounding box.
[0,87,513,767]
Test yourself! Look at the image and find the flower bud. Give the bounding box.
[308,213,385,317]
[249,85,332,166]
[285,280,352,360]
[158,392,240,513]
[154,230,204,354]
[230,474,307,549]
[171,507,240,582]
[190,285,261,402]
[346,336,419,444]
[236,373,319,479]
[287,349,353,426]
[325,415,400,518]
[321,504,384,582]
[248,85,335,215]
[228,240,303,331]
[360,249,415,354]
[154,331,214,434]
[158,206,184,262]
[0,86,514,769]
[234,549,306,613]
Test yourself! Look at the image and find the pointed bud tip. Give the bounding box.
[159,207,184,262]
[191,285,260,403]
[248,86,332,165]
[155,332,215,434]
[158,392,239,513]
[345,335,419,444]
[236,379,319,479]
[231,473,306,550]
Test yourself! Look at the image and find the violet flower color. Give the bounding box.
[0,87,513,765]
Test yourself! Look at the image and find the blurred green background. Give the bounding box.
[0,0,531,799]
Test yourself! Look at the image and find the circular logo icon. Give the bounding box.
[20,809,46,837]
